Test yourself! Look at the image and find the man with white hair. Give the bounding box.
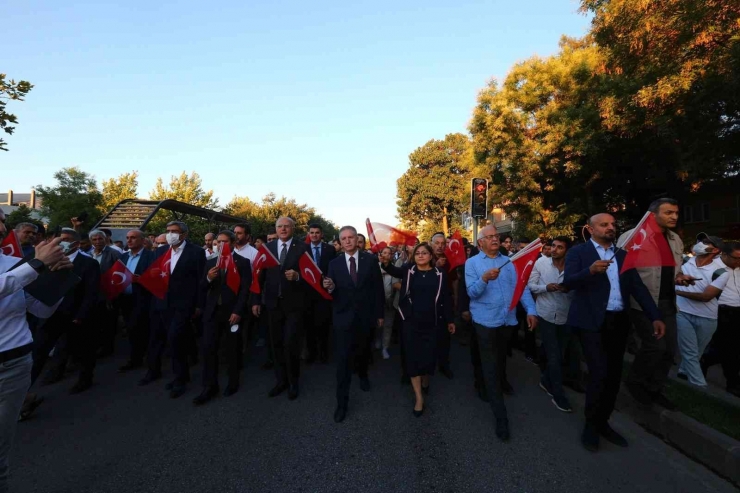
[88,229,122,358]
[14,222,38,257]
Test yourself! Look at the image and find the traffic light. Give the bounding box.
[471,178,488,218]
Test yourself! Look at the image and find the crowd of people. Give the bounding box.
[1,197,740,491]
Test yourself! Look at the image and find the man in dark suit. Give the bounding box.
[564,213,665,452]
[322,226,384,423]
[305,223,336,364]
[88,229,121,358]
[118,229,155,372]
[31,228,101,394]
[251,217,309,400]
[138,221,206,399]
[194,230,252,405]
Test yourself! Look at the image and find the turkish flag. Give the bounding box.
[136,247,172,299]
[366,218,417,253]
[508,239,542,310]
[250,244,280,294]
[445,230,467,271]
[217,241,240,294]
[299,252,332,300]
[619,211,675,274]
[0,230,23,258]
[100,260,133,301]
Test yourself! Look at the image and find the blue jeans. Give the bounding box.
[0,353,33,493]
[538,318,572,400]
[677,312,717,386]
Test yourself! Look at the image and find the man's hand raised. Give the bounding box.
[34,238,66,267]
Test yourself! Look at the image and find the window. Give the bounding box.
[684,203,710,223]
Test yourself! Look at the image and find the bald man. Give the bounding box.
[564,213,665,452]
[204,233,216,257]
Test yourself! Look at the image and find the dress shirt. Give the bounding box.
[311,242,322,264]
[590,239,624,311]
[234,243,258,263]
[170,241,187,273]
[124,249,143,295]
[110,244,124,253]
[344,251,360,272]
[276,238,293,260]
[92,249,105,264]
[528,256,573,325]
[67,250,80,263]
[718,266,740,308]
[0,254,60,352]
[465,250,536,328]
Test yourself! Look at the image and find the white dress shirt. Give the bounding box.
[528,256,573,325]
[345,250,360,272]
[235,243,258,264]
[590,239,624,311]
[277,238,293,260]
[170,241,187,273]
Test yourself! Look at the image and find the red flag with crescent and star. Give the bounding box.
[100,260,133,301]
[619,211,675,274]
[217,241,240,294]
[0,230,23,258]
[250,243,280,294]
[298,252,332,300]
[444,230,466,272]
[508,239,542,310]
[366,218,417,253]
[136,247,172,299]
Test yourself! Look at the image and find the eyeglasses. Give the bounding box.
[480,235,500,241]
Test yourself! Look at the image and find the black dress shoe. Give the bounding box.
[599,423,628,447]
[288,385,299,400]
[193,386,219,405]
[137,372,161,386]
[495,419,510,442]
[439,367,454,379]
[334,404,347,423]
[413,404,425,417]
[581,423,600,452]
[477,385,490,403]
[268,383,288,397]
[359,378,371,392]
[118,361,142,373]
[170,384,187,399]
[261,360,274,371]
[501,380,514,396]
[69,379,92,394]
[223,383,239,397]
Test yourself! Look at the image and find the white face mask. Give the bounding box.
[60,241,76,254]
[166,232,181,246]
[212,244,219,255]
[692,242,714,256]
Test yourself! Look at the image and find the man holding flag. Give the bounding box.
[617,198,688,410]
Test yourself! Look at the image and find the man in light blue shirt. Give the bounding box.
[465,225,537,442]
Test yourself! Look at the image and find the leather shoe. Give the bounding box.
[118,361,141,373]
[581,422,600,452]
[288,385,299,400]
[169,384,187,399]
[501,380,514,396]
[359,378,371,392]
[268,382,288,397]
[223,383,239,397]
[599,423,628,447]
[439,367,454,379]
[495,419,510,442]
[334,404,347,423]
[69,379,92,394]
[193,386,219,405]
[413,404,425,417]
[137,372,161,386]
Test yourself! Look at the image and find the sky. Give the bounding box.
[4,1,591,231]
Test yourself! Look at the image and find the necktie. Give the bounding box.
[279,243,288,265]
[314,246,320,264]
[349,256,357,285]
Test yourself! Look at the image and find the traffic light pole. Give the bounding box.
[472,217,479,244]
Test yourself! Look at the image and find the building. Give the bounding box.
[681,176,740,242]
[0,189,47,224]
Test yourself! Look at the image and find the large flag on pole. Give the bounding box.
[366,218,417,253]
[217,241,241,294]
[0,230,22,258]
[100,260,133,301]
[508,239,543,310]
[617,210,675,274]
[299,252,332,300]
[136,248,172,300]
[444,230,467,271]
[250,244,280,294]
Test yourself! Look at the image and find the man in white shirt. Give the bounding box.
[676,236,730,386]
[204,232,215,257]
[233,223,258,264]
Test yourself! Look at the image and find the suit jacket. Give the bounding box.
[94,246,121,301]
[119,248,155,322]
[56,252,100,322]
[383,262,454,327]
[563,241,661,331]
[152,241,206,314]
[327,251,384,331]
[250,238,309,311]
[307,241,336,302]
[201,254,252,320]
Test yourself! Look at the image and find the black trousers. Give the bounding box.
[119,296,150,365]
[703,305,740,389]
[202,306,242,388]
[466,319,484,389]
[98,300,119,354]
[474,323,514,421]
[577,311,629,426]
[147,308,193,383]
[626,301,677,394]
[32,313,97,385]
[268,303,303,386]
[305,298,332,359]
[334,325,371,404]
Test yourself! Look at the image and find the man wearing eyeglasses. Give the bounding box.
[465,225,538,442]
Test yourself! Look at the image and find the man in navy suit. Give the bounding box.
[139,221,206,399]
[564,213,665,452]
[251,217,309,400]
[322,226,385,423]
[305,223,336,364]
[118,229,155,373]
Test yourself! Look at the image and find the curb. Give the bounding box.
[616,389,740,486]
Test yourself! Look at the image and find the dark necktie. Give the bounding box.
[279,243,288,265]
[349,256,357,285]
[314,246,320,264]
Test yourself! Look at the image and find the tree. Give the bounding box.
[35,167,103,230]
[147,171,219,240]
[396,133,474,236]
[99,171,139,214]
[5,204,37,230]
[0,74,33,152]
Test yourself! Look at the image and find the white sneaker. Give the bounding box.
[375,339,382,350]
[382,348,390,360]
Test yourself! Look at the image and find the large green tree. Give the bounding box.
[36,167,103,230]
[397,133,474,237]
[0,74,33,152]
[5,204,38,230]
[99,171,139,214]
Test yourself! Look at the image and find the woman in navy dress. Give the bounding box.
[381,243,455,416]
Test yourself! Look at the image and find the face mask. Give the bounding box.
[60,241,74,254]
[166,232,181,246]
[212,244,219,255]
[692,242,714,256]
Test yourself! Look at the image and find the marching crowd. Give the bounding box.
[1,197,740,492]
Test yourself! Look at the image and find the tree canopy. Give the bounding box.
[35,167,103,231]
[99,171,139,214]
[0,74,33,152]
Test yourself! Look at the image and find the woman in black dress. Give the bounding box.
[381,243,455,416]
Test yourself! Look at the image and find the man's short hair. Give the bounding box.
[357,233,366,240]
[308,223,322,231]
[166,221,188,234]
[722,241,740,255]
[275,217,295,228]
[204,232,215,239]
[218,230,236,242]
[267,227,277,235]
[36,224,46,236]
[128,229,146,239]
[648,198,679,213]
[60,228,80,241]
[518,238,530,244]
[339,226,357,236]
[431,233,446,243]
[88,229,106,240]
[100,228,113,238]
[500,234,512,242]
[552,236,572,249]
[233,223,251,235]
[14,222,38,233]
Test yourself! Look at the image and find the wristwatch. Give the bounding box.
[28,258,46,273]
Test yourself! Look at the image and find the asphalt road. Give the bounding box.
[10,335,738,493]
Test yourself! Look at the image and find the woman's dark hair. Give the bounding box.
[411,242,434,266]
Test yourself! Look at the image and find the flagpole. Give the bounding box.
[607,210,651,262]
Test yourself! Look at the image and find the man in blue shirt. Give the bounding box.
[466,225,537,442]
